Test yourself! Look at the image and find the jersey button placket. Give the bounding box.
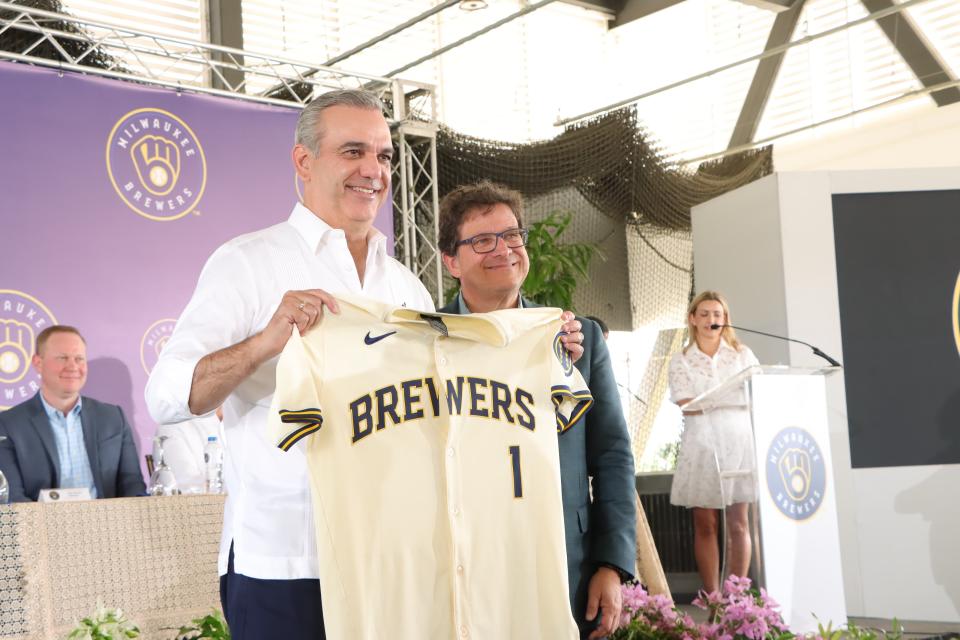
[437,338,467,637]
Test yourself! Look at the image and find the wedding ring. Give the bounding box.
[297,301,306,311]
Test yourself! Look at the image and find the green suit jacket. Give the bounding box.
[440,295,637,635]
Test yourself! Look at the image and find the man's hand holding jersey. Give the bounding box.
[559,311,584,364]
[257,289,341,359]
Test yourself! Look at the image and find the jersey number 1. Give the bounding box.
[508,445,522,498]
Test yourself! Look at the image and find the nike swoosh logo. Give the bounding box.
[364,330,397,345]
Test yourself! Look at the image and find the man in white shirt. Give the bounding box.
[145,90,435,639]
[145,89,585,639]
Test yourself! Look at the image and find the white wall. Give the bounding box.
[773,100,960,172]
[691,169,960,622]
[691,174,790,364]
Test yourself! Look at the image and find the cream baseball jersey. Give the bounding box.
[269,294,592,640]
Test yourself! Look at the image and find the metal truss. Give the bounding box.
[393,119,444,306]
[0,0,444,303]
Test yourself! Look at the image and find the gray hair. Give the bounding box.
[295,89,385,155]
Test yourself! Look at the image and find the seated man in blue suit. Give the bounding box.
[0,325,145,501]
[438,181,637,639]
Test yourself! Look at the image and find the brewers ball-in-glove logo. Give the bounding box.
[106,108,207,222]
[553,331,574,377]
[0,290,57,411]
[140,318,177,375]
[766,426,827,521]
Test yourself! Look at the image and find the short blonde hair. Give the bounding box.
[35,325,86,356]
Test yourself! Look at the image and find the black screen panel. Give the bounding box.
[833,190,960,468]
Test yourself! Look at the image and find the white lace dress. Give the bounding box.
[668,341,759,509]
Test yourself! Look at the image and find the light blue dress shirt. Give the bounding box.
[38,394,98,498]
[455,291,523,314]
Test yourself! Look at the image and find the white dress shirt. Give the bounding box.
[145,203,435,579]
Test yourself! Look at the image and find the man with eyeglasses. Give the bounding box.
[438,180,637,640]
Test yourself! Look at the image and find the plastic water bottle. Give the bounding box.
[204,435,224,494]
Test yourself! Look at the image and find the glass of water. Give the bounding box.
[148,435,179,496]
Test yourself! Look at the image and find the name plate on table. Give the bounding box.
[38,488,92,502]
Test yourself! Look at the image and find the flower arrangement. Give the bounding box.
[612,576,905,640]
[173,610,231,640]
[66,606,140,640]
[612,575,791,640]
[66,607,230,640]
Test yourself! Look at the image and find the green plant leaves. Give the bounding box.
[522,211,599,311]
[175,610,230,640]
[65,607,139,640]
[66,607,229,640]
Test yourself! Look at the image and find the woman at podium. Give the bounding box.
[667,290,759,594]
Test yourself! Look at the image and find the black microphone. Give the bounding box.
[709,323,842,367]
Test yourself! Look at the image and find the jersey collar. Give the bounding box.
[455,290,524,315]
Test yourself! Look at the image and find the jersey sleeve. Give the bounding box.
[549,329,593,433]
[269,328,324,451]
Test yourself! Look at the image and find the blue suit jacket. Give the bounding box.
[440,297,637,633]
[0,393,146,501]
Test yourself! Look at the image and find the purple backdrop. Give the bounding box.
[0,61,394,475]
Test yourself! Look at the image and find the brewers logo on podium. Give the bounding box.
[766,426,827,521]
[106,108,207,222]
[0,290,57,411]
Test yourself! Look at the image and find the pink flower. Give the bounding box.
[694,587,726,611]
[722,603,747,622]
[619,582,650,621]
[612,575,796,640]
[723,574,752,595]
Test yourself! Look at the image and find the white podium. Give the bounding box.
[685,365,846,632]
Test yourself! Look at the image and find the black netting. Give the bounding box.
[437,106,771,231]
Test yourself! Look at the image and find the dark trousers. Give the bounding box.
[219,544,326,640]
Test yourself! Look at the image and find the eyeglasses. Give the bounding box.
[455,227,529,254]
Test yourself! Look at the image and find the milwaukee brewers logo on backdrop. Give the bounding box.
[106,108,207,221]
[766,426,827,521]
[140,318,177,374]
[0,290,57,411]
